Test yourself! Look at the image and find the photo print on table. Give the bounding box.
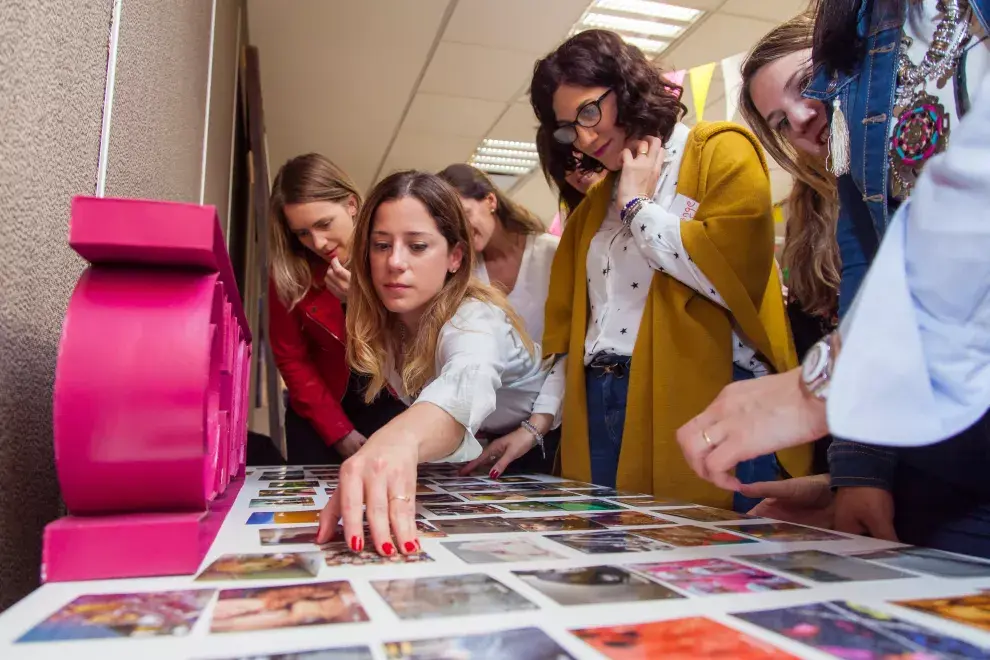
[209,647,374,660]
[611,496,694,508]
[497,501,564,513]
[249,497,316,509]
[545,530,672,555]
[853,547,990,578]
[372,574,537,620]
[572,616,797,659]
[415,520,448,538]
[628,558,806,596]
[554,500,625,512]
[422,503,504,517]
[893,592,990,632]
[247,510,321,525]
[659,506,755,523]
[513,565,682,606]
[209,582,368,633]
[459,492,531,502]
[17,590,215,643]
[716,522,847,543]
[578,511,668,528]
[196,553,323,581]
[416,493,465,505]
[323,542,433,567]
[633,525,758,548]
[383,627,575,660]
[512,515,608,533]
[259,471,306,480]
[740,550,913,583]
[735,600,989,658]
[429,517,523,535]
[258,488,318,497]
[267,481,320,489]
[259,526,320,546]
[442,538,565,564]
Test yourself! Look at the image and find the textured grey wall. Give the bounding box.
[0,0,110,611]
[0,0,243,611]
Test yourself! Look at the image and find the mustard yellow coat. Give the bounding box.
[543,121,813,507]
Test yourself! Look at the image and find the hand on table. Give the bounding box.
[741,475,835,529]
[676,368,829,491]
[323,257,351,301]
[834,486,899,541]
[616,136,665,211]
[458,427,535,478]
[316,435,421,556]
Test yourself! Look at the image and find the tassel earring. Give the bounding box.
[828,98,850,176]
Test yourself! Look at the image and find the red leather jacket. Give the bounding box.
[268,263,353,445]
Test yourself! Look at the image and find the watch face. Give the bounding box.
[802,342,827,383]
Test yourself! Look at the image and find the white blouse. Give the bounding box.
[387,299,550,463]
[475,232,566,422]
[584,122,769,377]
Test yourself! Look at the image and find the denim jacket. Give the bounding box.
[803,0,990,490]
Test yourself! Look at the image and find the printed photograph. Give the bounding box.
[628,558,805,596]
[249,497,316,508]
[416,493,464,504]
[430,517,522,535]
[17,590,215,642]
[579,511,667,528]
[247,511,321,525]
[854,547,990,578]
[422,503,503,517]
[442,538,564,563]
[612,496,693,508]
[519,489,584,499]
[736,600,989,658]
[259,471,305,480]
[323,542,433,567]
[497,501,563,513]
[555,500,625,512]
[660,506,754,523]
[633,525,758,548]
[512,515,608,533]
[259,526,320,546]
[895,592,990,632]
[572,617,796,659]
[513,566,682,606]
[196,553,323,581]
[497,477,542,484]
[258,488,318,497]
[372,574,537,620]
[210,648,372,660]
[717,523,847,542]
[267,481,319,489]
[740,551,913,583]
[383,627,575,659]
[460,492,530,502]
[415,520,447,538]
[209,582,368,633]
[545,530,671,554]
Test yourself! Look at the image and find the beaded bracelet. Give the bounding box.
[520,420,546,460]
[621,196,652,227]
[619,195,650,224]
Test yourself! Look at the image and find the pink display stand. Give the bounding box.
[43,197,252,582]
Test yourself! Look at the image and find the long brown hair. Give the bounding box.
[740,14,840,317]
[347,170,533,403]
[269,153,363,309]
[530,29,686,206]
[437,164,546,235]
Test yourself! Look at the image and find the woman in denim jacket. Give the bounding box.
[802,0,990,554]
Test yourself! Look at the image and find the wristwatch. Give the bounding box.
[800,331,841,400]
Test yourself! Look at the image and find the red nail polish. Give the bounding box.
[356,537,364,552]
[350,536,360,552]
[490,469,500,480]
[382,542,395,556]
[404,541,416,553]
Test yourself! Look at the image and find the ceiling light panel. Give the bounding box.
[470,140,540,177]
[574,0,704,55]
[593,0,701,22]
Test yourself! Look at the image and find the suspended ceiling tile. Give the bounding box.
[421,42,539,102]
[661,12,776,70]
[443,0,591,55]
[488,102,540,143]
[720,0,812,22]
[381,132,480,176]
[402,93,506,138]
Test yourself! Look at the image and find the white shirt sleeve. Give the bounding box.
[531,355,566,428]
[827,74,990,446]
[629,203,728,310]
[414,301,508,462]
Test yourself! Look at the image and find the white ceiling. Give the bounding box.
[248,0,810,225]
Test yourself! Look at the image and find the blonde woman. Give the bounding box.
[315,171,555,556]
[268,153,406,465]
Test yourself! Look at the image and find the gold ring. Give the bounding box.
[390,495,411,502]
[702,430,716,448]
[638,149,648,155]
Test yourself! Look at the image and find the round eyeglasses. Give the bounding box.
[552,89,612,145]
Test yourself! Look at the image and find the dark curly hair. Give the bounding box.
[530,30,686,209]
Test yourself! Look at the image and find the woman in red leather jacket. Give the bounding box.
[268,153,406,464]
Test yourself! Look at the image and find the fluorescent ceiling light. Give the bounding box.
[482,139,537,151]
[470,140,540,178]
[582,12,683,38]
[476,147,540,160]
[621,35,669,53]
[472,163,533,175]
[594,0,701,22]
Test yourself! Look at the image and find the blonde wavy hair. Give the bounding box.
[269,153,363,310]
[740,13,840,318]
[347,170,534,403]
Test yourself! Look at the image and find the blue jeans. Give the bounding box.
[585,357,778,508]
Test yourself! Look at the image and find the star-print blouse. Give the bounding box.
[583,122,769,377]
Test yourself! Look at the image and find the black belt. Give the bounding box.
[587,353,631,379]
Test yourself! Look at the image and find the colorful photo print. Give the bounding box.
[249,497,316,508]
[634,525,757,547]
[372,574,537,620]
[894,592,990,632]
[660,506,753,523]
[520,489,585,499]
[415,520,447,538]
[628,558,805,596]
[416,484,436,495]
[416,493,464,505]
[209,582,368,633]
[735,600,989,658]
[267,481,319,489]
[612,496,693,508]
[17,590,214,642]
[514,565,682,606]
[430,517,522,535]
[497,501,563,513]
[545,480,595,489]
[383,627,575,659]
[259,526,319,546]
[572,617,796,659]
[210,648,373,660]
[579,511,667,528]
[422,503,503,517]
[247,510,320,525]
[460,492,530,502]
[555,500,625,512]
[545,530,671,554]
[717,522,847,542]
[496,476,542,483]
[196,553,322,581]
[512,515,608,533]
[259,471,305,480]
[323,542,433,567]
[854,547,990,578]
[258,488,317,497]
[740,550,912,583]
[442,538,564,564]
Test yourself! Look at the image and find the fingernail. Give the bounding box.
[383,542,395,556]
[404,541,417,553]
[350,536,360,552]
[490,469,500,480]
[356,537,364,552]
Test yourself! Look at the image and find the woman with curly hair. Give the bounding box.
[532,30,813,507]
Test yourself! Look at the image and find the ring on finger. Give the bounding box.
[702,430,717,449]
[389,495,411,502]
[638,148,648,155]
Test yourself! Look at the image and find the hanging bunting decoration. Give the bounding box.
[689,62,717,123]
[720,53,746,121]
